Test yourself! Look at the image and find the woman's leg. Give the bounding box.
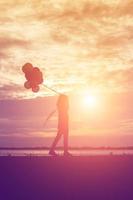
[49,131,62,153]
[64,130,68,154]
[63,130,72,156]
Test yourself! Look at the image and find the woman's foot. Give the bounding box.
[64,151,72,156]
[49,150,58,156]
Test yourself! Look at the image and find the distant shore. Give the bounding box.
[1,146,133,150]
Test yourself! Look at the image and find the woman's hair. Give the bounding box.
[57,94,69,110]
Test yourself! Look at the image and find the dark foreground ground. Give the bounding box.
[0,155,133,200]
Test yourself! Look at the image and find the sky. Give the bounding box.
[0,0,133,147]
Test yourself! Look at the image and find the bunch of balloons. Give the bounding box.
[22,63,43,93]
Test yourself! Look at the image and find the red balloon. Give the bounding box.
[34,67,40,72]
[39,72,43,84]
[24,81,31,89]
[30,68,43,85]
[25,70,33,82]
[32,85,40,93]
[22,63,33,73]
[22,63,44,93]
[39,76,43,84]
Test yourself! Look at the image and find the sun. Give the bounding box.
[77,89,102,112]
[83,94,99,108]
[82,93,100,110]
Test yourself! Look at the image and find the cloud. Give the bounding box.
[0,52,9,59]
[0,84,27,99]
[0,0,133,99]
[118,0,133,16]
[0,37,30,49]
[104,68,133,86]
[0,97,58,144]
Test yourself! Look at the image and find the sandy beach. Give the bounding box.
[0,155,133,200]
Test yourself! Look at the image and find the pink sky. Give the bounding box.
[0,0,133,147]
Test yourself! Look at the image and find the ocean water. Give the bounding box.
[0,149,133,156]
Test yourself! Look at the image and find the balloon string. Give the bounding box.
[43,84,61,95]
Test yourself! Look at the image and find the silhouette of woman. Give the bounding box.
[49,94,71,156]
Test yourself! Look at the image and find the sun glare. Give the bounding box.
[82,92,101,110]
[83,94,99,109]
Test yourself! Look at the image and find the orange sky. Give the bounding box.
[0,0,133,98]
